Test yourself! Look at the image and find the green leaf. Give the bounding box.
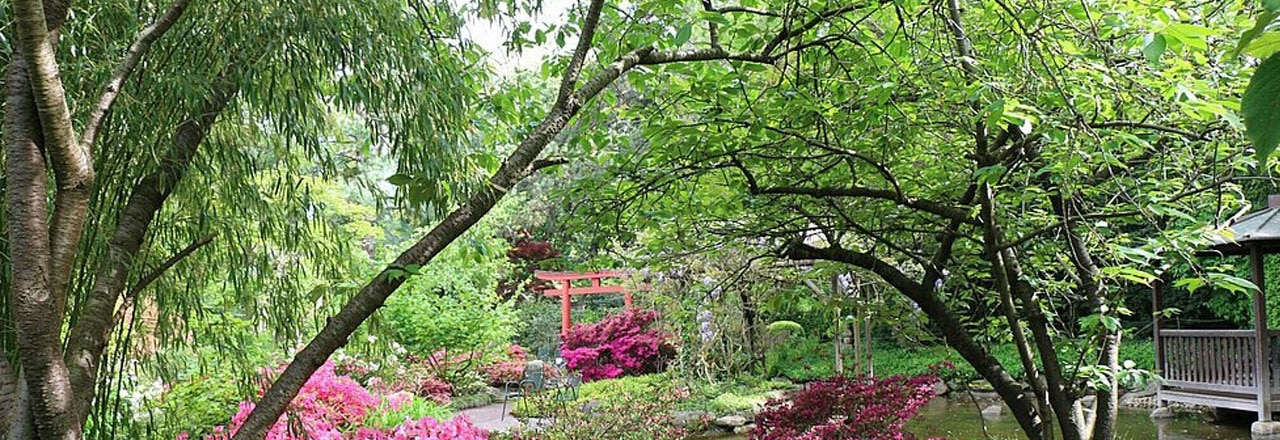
[1165,23,1211,51]
[1235,11,1277,57]
[1267,0,1280,13]
[1242,53,1280,163]
[698,11,732,25]
[673,23,692,46]
[388,173,414,186]
[1246,33,1280,59]
[1143,33,1167,65]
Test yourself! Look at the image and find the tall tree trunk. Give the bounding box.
[1050,192,1118,440]
[978,182,1052,440]
[5,48,81,440]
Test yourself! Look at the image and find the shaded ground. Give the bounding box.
[458,402,524,433]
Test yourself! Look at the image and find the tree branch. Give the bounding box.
[80,0,192,152]
[754,185,978,225]
[1088,120,1210,141]
[115,234,217,322]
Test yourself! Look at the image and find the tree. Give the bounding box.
[2,0,479,438]
[230,1,888,438]
[560,1,1256,439]
[0,0,871,438]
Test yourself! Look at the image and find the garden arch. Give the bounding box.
[534,271,639,334]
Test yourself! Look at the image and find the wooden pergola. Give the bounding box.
[534,271,636,334]
[1155,198,1280,421]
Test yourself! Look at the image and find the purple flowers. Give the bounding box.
[560,309,675,381]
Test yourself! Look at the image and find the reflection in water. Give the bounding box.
[908,398,1251,440]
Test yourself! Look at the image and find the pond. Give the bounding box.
[712,397,1253,439]
[907,398,1251,440]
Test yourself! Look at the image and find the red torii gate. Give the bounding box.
[535,271,636,334]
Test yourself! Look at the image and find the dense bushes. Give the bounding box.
[561,309,675,381]
[751,375,938,440]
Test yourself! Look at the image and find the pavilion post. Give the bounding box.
[561,280,572,335]
[1253,244,1272,421]
[1152,275,1166,408]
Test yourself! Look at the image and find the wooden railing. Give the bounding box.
[1161,329,1261,394]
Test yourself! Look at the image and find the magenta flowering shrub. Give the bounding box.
[195,361,487,440]
[560,309,675,381]
[751,375,939,440]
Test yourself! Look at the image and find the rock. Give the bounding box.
[734,424,755,435]
[1253,421,1280,440]
[932,380,949,396]
[968,380,995,392]
[981,404,1003,420]
[1150,406,1175,419]
[671,410,714,428]
[714,415,748,428]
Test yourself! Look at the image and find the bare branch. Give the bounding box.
[754,185,978,225]
[1088,120,1210,141]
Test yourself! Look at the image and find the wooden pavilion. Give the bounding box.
[1156,197,1280,421]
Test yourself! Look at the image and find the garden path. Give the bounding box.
[458,403,523,433]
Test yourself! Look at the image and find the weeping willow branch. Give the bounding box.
[113,234,217,324]
[81,0,193,152]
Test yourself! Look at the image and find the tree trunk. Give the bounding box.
[5,47,82,440]
[1050,192,1117,440]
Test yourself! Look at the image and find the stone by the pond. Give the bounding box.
[734,424,755,435]
[1253,421,1280,440]
[715,415,748,428]
[671,410,714,427]
[1149,406,1175,419]
[967,380,995,392]
[981,404,1003,419]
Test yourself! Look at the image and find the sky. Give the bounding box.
[462,0,579,75]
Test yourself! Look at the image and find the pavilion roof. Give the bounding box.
[1204,205,1280,256]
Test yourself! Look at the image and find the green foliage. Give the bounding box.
[363,396,453,430]
[445,393,495,411]
[381,221,520,356]
[1243,54,1280,162]
[142,371,252,439]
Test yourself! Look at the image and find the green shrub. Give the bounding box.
[364,395,453,430]
[144,372,249,439]
[382,260,520,356]
[446,393,495,411]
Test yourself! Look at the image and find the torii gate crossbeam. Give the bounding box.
[535,271,636,334]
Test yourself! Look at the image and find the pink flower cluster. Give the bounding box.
[560,309,674,381]
[751,375,939,440]
[479,344,528,385]
[194,361,486,440]
[350,416,489,440]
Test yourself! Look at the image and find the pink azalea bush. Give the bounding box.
[195,361,486,440]
[751,375,940,440]
[560,309,675,381]
[479,344,529,385]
